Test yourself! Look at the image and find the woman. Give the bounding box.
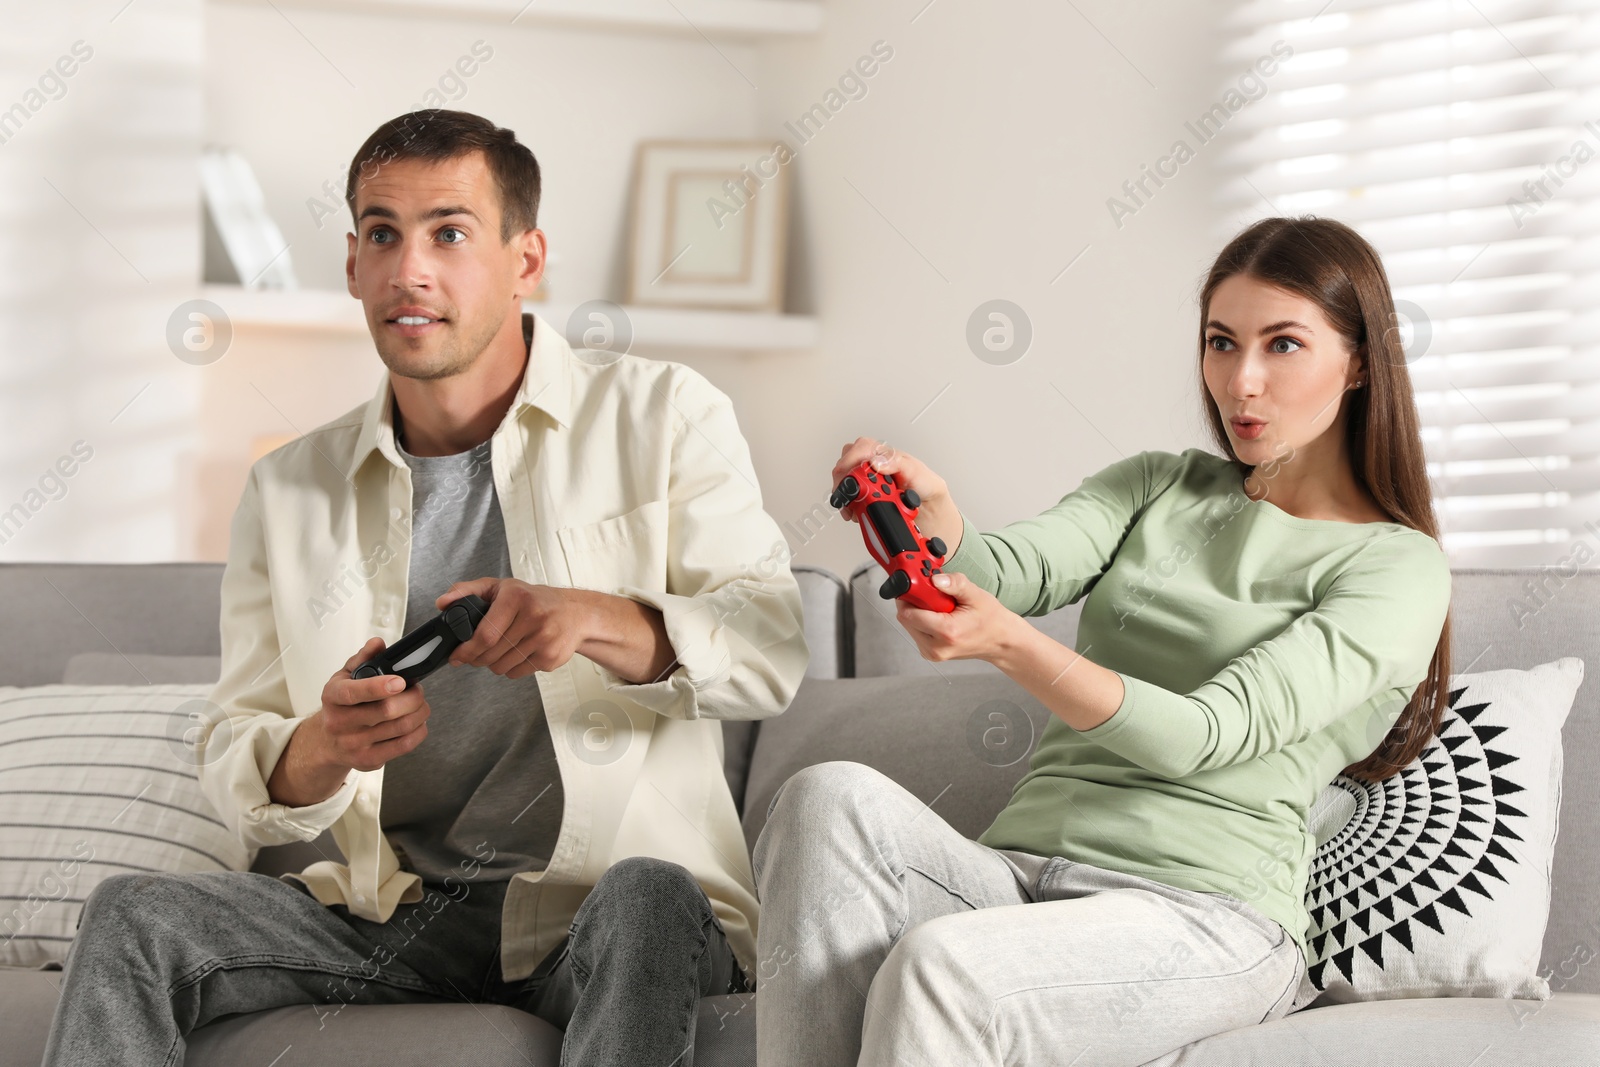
[753,216,1454,1066]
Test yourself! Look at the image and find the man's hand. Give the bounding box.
[438,577,678,685]
[894,571,1030,665]
[437,578,593,679]
[266,636,432,807]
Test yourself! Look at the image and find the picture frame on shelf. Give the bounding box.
[625,139,791,312]
[200,145,297,290]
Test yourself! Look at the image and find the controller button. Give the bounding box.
[829,475,860,509]
[445,605,476,641]
[902,488,920,509]
[879,570,911,599]
[866,470,878,482]
[926,537,947,558]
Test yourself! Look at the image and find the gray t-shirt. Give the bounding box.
[378,424,564,885]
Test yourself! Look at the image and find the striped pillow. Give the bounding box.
[0,684,251,969]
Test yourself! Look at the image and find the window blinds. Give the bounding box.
[1218,0,1600,567]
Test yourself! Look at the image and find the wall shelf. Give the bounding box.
[202,284,819,353]
[215,0,823,39]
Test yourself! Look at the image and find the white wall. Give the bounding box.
[730,0,1235,580]
[0,1,202,561]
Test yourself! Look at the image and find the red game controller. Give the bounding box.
[830,458,957,613]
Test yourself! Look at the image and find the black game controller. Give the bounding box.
[351,594,490,688]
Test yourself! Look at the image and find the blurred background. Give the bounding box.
[2,0,1597,577]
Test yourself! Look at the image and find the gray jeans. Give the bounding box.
[41,854,748,1067]
[752,761,1305,1067]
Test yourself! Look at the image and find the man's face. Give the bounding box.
[345,150,541,381]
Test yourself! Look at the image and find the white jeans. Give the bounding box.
[751,761,1305,1067]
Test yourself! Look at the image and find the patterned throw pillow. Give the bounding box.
[1293,658,1583,1007]
[0,684,251,969]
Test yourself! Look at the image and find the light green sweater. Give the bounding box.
[944,448,1451,963]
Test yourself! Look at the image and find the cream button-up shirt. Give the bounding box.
[197,311,808,983]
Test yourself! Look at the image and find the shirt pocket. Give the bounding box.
[556,498,670,593]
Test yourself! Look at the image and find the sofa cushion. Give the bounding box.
[1142,992,1600,1067]
[793,565,848,679]
[1297,658,1583,1008]
[1429,570,1600,997]
[741,673,1052,855]
[0,967,60,1067]
[61,652,221,685]
[180,991,757,1067]
[0,684,251,968]
[0,562,224,688]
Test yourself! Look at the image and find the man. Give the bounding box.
[41,108,808,1067]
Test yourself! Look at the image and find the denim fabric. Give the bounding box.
[41,856,745,1067]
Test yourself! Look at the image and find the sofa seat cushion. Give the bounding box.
[1,972,755,1067]
[0,967,60,1067]
[0,967,757,1067]
[5,975,1588,1067]
[1145,991,1600,1066]
[184,993,758,1067]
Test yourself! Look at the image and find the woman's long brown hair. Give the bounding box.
[1196,215,1451,782]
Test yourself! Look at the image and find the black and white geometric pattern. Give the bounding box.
[1302,681,1531,993]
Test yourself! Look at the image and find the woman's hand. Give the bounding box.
[830,437,963,556]
[895,570,1031,665]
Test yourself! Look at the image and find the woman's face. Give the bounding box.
[1201,273,1365,469]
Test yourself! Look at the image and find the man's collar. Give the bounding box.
[345,309,573,481]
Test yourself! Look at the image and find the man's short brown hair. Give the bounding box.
[345,108,540,243]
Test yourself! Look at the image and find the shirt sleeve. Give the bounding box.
[1077,530,1453,779]
[594,367,810,722]
[941,450,1187,616]
[197,464,358,849]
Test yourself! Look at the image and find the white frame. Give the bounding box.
[625,139,790,312]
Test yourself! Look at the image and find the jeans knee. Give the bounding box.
[763,760,887,833]
[80,873,165,930]
[584,857,705,924]
[877,913,980,1005]
[754,761,894,883]
[571,857,709,967]
[74,873,200,963]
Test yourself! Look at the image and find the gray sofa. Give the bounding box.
[1,560,1596,1066]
